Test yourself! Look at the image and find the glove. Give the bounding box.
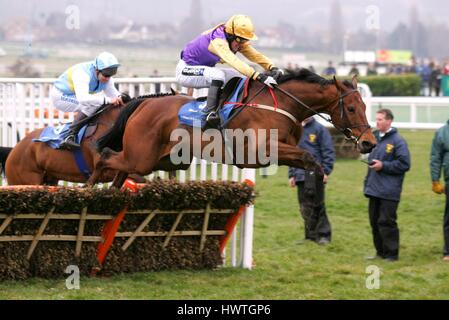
[269,67,284,80]
[256,73,278,88]
[432,181,445,194]
[119,92,132,103]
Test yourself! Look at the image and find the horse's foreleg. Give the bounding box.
[112,171,129,189]
[277,143,324,176]
[87,147,118,186]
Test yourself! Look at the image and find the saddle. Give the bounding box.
[178,77,248,128]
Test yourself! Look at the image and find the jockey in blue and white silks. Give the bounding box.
[176,14,284,129]
[50,52,124,149]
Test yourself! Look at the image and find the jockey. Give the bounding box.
[50,52,124,150]
[176,14,284,128]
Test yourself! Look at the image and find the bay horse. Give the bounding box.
[4,93,174,185]
[87,69,377,188]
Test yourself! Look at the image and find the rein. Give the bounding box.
[220,79,370,144]
[274,86,371,143]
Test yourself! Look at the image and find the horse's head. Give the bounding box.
[329,76,376,153]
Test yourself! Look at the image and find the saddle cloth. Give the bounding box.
[178,77,247,128]
[33,123,88,149]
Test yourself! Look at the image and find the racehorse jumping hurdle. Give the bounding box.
[0,180,255,280]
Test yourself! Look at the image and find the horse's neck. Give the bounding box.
[92,105,120,130]
[277,82,335,120]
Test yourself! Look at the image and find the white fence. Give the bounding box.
[2,77,449,268]
[0,77,255,269]
[358,83,448,129]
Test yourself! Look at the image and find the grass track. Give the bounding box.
[1,129,448,299]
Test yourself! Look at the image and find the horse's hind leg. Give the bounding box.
[7,170,45,186]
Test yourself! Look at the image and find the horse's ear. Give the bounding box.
[351,75,358,89]
[333,75,342,92]
[170,87,178,95]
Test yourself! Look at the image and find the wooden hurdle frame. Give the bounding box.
[0,205,240,261]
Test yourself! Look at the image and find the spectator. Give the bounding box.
[364,109,411,262]
[429,62,442,97]
[308,65,316,73]
[442,60,449,75]
[367,63,378,76]
[289,117,336,245]
[285,62,294,73]
[418,61,432,96]
[348,64,360,77]
[323,61,336,76]
[151,69,161,93]
[430,118,449,261]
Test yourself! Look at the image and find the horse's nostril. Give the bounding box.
[361,141,375,151]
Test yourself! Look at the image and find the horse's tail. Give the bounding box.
[0,146,13,175]
[96,98,147,152]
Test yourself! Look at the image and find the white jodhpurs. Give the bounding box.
[50,86,103,117]
[175,59,242,89]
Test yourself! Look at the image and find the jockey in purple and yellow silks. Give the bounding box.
[176,14,284,129]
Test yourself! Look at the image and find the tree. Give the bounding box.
[176,0,204,45]
[328,0,344,54]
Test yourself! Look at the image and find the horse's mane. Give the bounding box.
[96,91,176,152]
[278,68,355,89]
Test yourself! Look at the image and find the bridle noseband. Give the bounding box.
[334,89,372,143]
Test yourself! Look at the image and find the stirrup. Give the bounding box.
[59,135,80,150]
[205,111,218,121]
[204,112,221,130]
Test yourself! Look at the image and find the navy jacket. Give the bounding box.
[364,128,411,201]
[288,118,336,182]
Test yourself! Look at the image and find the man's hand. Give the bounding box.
[269,67,284,80]
[256,73,278,88]
[432,181,445,194]
[369,159,383,171]
[323,174,329,184]
[289,177,296,188]
[110,97,125,106]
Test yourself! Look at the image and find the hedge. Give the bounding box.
[357,74,421,96]
[0,181,255,280]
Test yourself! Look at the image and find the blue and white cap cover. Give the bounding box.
[95,52,120,70]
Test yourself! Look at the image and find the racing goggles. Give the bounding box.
[100,67,118,77]
[235,36,249,43]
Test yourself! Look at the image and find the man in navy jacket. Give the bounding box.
[289,117,336,244]
[364,109,411,261]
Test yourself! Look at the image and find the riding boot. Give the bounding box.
[203,79,223,129]
[59,112,88,150]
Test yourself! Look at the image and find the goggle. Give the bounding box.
[235,36,249,43]
[99,67,118,77]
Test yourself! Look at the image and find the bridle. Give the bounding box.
[274,86,371,144]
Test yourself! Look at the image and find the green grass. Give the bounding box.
[1,129,448,299]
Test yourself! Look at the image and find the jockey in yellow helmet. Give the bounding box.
[176,14,284,128]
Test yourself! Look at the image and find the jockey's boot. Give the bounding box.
[203,79,223,129]
[59,112,88,150]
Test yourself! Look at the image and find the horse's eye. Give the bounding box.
[348,106,355,113]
